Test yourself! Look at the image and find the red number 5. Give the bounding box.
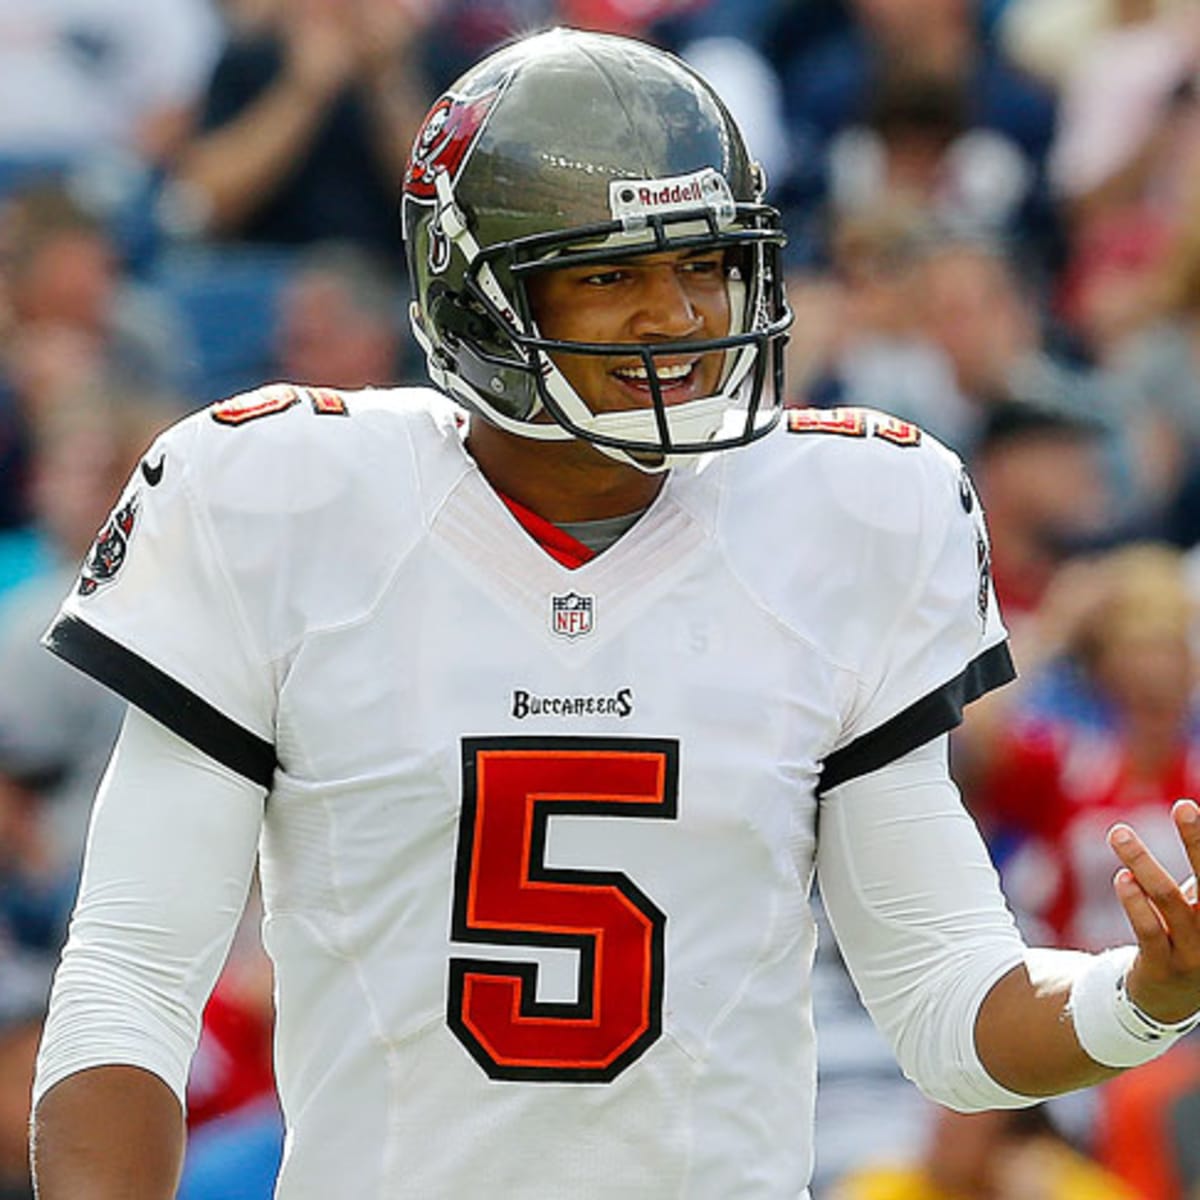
[449,737,679,1082]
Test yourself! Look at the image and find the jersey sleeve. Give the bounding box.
[819,434,1015,794]
[42,410,277,788]
[32,707,265,1109]
[816,735,1031,1111]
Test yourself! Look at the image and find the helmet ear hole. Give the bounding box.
[428,288,494,347]
[423,285,542,420]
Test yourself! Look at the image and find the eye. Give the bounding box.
[582,268,626,287]
[680,255,725,277]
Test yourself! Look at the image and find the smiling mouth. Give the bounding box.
[611,360,699,395]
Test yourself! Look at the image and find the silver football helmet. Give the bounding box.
[402,27,792,470]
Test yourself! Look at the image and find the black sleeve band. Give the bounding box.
[43,615,277,789]
[817,640,1016,796]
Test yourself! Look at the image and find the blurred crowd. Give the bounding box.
[3,0,1200,1196]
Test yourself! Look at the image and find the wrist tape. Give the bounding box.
[1069,946,1200,1069]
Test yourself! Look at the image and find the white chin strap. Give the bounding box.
[543,370,739,472]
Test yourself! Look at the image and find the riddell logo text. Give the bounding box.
[638,181,703,207]
[512,688,634,719]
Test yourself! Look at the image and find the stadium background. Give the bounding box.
[2,1,1200,1196]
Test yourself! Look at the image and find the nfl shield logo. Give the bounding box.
[551,591,595,640]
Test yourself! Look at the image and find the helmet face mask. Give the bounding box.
[403,28,792,470]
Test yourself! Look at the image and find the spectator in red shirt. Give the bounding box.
[974,541,1198,950]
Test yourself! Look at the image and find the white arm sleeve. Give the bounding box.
[33,706,265,1109]
[816,734,1035,1112]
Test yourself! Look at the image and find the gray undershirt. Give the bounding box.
[558,509,647,555]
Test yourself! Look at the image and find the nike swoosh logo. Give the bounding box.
[141,455,165,487]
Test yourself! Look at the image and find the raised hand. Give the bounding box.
[1108,798,1200,1025]
[281,0,358,101]
[352,0,437,78]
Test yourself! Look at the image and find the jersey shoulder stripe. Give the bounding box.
[817,640,1015,794]
[44,614,276,787]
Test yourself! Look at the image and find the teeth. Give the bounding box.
[614,362,694,382]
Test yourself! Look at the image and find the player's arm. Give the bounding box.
[817,737,1200,1110]
[975,799,1200,1095]
[33,1066,184,1200]
[816,429,1200,1098]
[32,707,265,1199]
[970,956,1117,1097]
[173,10,355,235]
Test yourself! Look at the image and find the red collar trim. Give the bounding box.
[497,492,596,570]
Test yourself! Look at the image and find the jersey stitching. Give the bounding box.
[170,439,277,750]
[178,441,272,676]
[707,441,860,678]
[409,396,474,533]
[837,448,958,750]
[307,786,453,1187]
[271,402,469,777]
[301,408,468,645]
[708,519,859,768]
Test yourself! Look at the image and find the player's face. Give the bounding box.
[525,247,732,415]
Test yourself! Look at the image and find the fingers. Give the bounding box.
[1175,798,1200,882]
[1111,808,1200,1023]
[1108,822,1199,954]
[1114,867,1170,951]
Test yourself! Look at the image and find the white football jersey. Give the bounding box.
[45,387,1012,1199]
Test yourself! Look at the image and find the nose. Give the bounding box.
[628,266,705,340]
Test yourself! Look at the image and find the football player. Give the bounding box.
[30,28,1200,1200]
